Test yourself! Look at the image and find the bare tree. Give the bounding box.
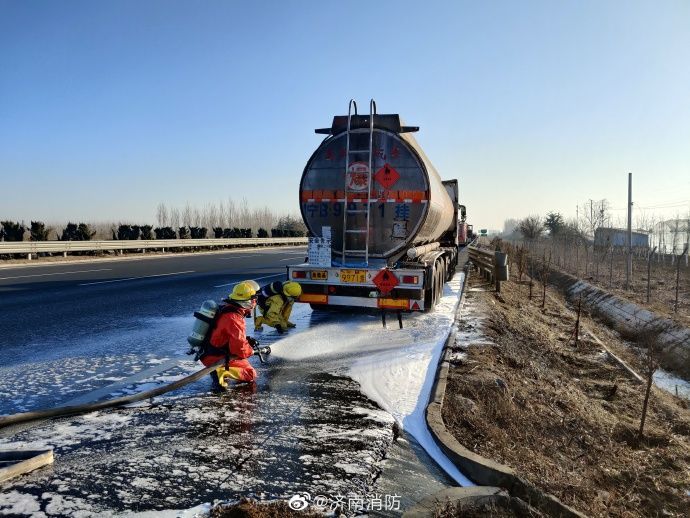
[156,203,169,228]
[540,251,552,308]
[580,199,609,239]
[638,329,661,443]
[182,203,193,227]
[518,215,544,242]
[169,207,181,230]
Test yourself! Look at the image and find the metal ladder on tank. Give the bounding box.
[342,99,376,266]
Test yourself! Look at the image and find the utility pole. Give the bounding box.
[626,172,633,289]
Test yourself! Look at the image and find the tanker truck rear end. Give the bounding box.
[288,100,460,312]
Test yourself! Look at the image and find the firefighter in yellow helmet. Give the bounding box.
[254,281,302,333]
[200,281,258,390]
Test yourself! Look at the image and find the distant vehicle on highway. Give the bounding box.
[288,99,464,312]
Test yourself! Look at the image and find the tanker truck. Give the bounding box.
[288,100,461,312]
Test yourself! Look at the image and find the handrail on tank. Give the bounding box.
[369,99,377,116]
[348,99,358,116]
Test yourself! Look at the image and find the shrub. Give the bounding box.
[60,222,95,241]
[189,227,208,239]
[257,228,269,238]
[213,227,223,238]
[154,227,176,239]
[140,225,153,240]
[116,225,141,240]
[1,221,26,241]
[30,221,51,241]
[178,226,190,239]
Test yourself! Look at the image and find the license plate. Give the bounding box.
[340,269,366,283]
[311,270,328,280]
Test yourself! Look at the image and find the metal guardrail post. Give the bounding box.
[468,245,509,293]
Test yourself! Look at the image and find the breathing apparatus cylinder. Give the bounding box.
[187,300,219,349]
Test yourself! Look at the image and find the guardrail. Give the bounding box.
[0,237,308,260]
[468,245,509,292]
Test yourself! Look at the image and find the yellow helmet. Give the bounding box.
[282,281,302,298]
[229,281,257,301]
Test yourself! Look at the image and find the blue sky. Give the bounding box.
[1,0,689,230]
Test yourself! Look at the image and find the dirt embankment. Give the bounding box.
[211,500,320,518]
[442,276,690,517]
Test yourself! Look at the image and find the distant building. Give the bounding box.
[650,219,690,255]
[594,227,649,248]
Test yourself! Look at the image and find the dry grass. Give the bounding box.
[442,276,690,517]
[210,499,321,518]
[433,497,540,517]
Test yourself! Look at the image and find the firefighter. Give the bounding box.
[254,280,302,333]
[200,281,259,391]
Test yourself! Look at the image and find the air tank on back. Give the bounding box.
[299,113,455,263]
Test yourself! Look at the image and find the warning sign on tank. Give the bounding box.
[374,163,400,189]
[347,161,370,192]
[373,269,399,295]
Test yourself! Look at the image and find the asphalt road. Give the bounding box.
[0,246,308,369]
[0,245,457,516]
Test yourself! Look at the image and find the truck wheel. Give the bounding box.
[433,263,442,306]
[424,264,437,312]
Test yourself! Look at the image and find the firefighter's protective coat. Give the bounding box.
[201,304,256,383]
[256,294,295,329]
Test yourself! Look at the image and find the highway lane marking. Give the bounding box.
[217,255,259,259]
[279,257,305,261]
[0,268,113,281]
[79,270,196,286]
[213,272,285,288]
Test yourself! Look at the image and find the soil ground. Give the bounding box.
[442,271,690,517]
[211,499,321,518]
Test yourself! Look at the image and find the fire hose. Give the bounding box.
[0,346,271,430]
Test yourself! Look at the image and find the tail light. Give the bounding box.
[401,275,419,284]
[292,270,307,279]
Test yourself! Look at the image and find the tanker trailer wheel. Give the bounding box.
[423,265,438,313]
[437,262,445,303]
[433,261,443,306]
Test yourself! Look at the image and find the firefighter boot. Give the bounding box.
[210,370,227,393]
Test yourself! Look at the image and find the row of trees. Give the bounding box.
[497,206,688,315]
[154,199,292,235]
[0,216,306,242]
[504,199,690,256]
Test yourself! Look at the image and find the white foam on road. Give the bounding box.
[271,272,472,486]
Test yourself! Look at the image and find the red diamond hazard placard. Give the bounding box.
[373,269,399,295]
[374,163,400,189]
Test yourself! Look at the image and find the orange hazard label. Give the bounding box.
[373,269,399,295]
[375,163,400,189]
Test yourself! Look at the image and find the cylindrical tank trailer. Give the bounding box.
[289,102,461,312]
[299,113,456,262]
